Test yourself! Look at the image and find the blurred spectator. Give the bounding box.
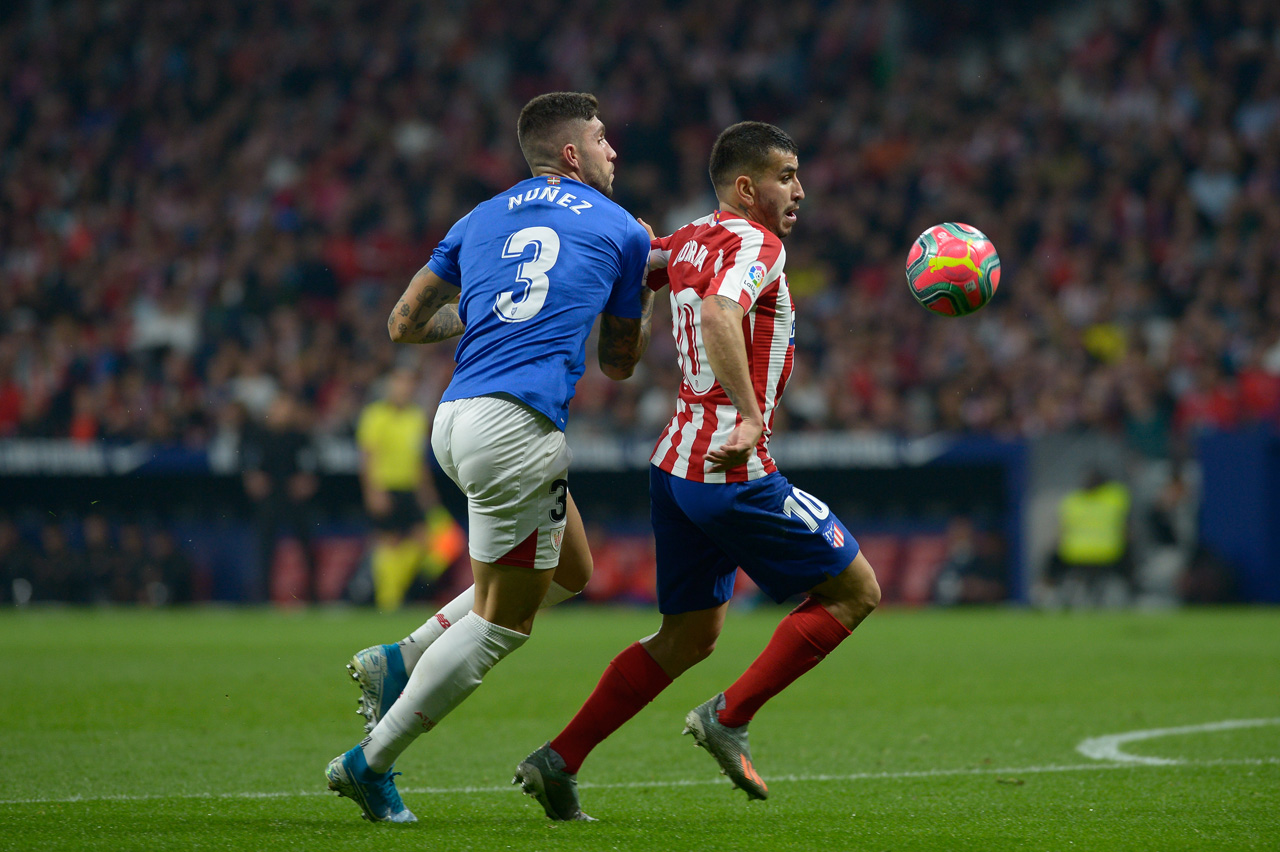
[140,529,194,606]
[1138,467,1197,605]
[32,521,89,604]
[932,517,1008,605]
[115,522,149,604]
[83,512,117,603]
[1040,469,1133,608]
[241,394,319,601]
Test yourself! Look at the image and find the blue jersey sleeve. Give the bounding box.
[601,217,650,319]
[426,213,471,286]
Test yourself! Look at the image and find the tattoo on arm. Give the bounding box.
[419,305,465,343]
[388,269,464,344]
[598,288,657,378]
[637,287,655,356]
[598,314,641,376]
[706,294,742,310]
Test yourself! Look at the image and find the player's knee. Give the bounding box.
[850,558,882,615]
[857,573,882,615]
[643,630,715,678]
[669,629,717,668]
[819,556,880,627]
[689,634,718,664]
[665,637,715,674]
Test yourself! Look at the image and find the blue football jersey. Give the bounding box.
[428,176,649,431]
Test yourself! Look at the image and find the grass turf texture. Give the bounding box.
[0,606,1276,851]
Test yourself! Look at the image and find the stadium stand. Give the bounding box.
[2,0,1277,602]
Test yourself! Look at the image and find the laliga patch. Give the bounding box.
[743,261,767,295]
[822,521,845,549]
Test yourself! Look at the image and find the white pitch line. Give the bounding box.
[1076,718,1280,766]
[1,757,1276,807]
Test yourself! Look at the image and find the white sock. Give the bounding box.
[397,581,576,673]
[398,586,476,672]
[363,612,527,773]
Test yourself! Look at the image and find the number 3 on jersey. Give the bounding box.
[782,487,830,532]
[494,226,560,323]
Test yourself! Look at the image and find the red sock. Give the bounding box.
[719,597,851,728]
[550,642,672,774]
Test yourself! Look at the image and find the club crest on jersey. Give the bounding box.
[822,521,844,549]
[744,261,767,295]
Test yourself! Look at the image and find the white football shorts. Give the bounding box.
[431,394,570,571]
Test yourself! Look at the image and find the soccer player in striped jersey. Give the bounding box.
[514,122,882,820]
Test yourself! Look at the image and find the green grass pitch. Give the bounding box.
[0,605,1276,851]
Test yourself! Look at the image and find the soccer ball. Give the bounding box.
[905,223,1001,317]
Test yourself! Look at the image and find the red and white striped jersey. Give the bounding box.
[647,211,795,483]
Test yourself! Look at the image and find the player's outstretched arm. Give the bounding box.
[701,294,764,472]
[388,265,464,344]
[597,287,655,380]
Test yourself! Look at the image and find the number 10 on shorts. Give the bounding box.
[782,487,830,532]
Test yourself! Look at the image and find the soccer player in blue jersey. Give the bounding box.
[325,92,655,823]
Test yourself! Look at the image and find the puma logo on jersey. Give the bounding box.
[507,187,594,214]
[674,240,710,271]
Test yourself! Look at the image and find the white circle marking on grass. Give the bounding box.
[1076,718,1280,766]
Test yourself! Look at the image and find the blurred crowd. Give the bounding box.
[0,513,193,605]
[2,0,1279,460]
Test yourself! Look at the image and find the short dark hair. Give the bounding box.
[517,92,600,168]
[708,121,798,190]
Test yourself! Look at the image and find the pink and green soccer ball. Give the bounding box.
[905,223,1001,317]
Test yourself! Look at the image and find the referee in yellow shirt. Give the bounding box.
[357,367,455,610]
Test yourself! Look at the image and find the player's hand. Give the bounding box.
[706,419,764,473]
[637,217,656,240]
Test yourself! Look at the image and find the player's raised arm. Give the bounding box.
[701,293,764,472]
[388,264,464,344]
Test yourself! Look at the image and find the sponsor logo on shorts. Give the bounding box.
[822,521,844,549]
